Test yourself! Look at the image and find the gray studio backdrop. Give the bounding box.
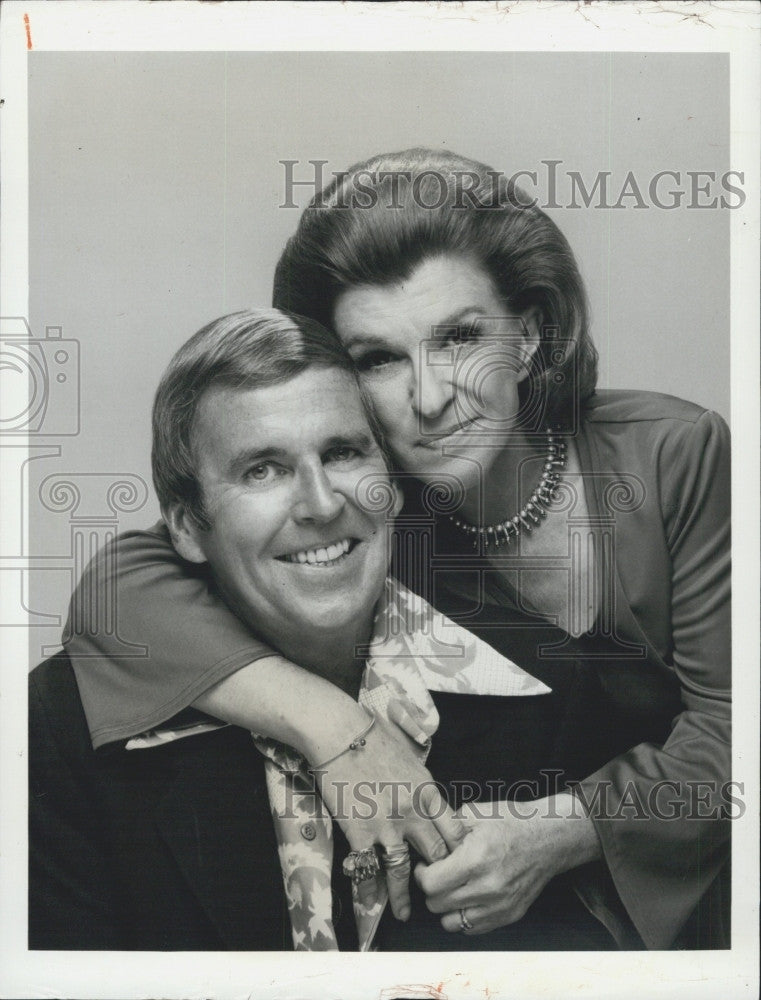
[24,51,730,660]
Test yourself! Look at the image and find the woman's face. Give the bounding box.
[333,254,539,488]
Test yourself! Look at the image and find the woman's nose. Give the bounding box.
[292,465,345,524]
[411,360,453,421]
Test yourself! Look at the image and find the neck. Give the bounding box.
[239,608,374,701]
[460,430,548,526]
[279,624,372,700]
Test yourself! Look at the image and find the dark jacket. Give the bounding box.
[29,652,291,950]
[29,639,635,953]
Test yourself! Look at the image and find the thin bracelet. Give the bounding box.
[308,712,376,771]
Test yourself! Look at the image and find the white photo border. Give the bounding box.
[1,2,758,999]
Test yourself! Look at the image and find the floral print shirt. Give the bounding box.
[127,578,550,950]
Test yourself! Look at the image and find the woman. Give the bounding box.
[64,149,730,950]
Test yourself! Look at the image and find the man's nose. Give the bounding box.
[412,359,454,421]
[292,465,345,523]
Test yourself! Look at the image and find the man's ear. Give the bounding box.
[518,305,543,381]
[163,502,208,565]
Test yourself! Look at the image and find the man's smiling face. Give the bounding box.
[172,366,397,653]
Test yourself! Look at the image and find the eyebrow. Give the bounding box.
[435,307,491,329]
[342,307,490,349]
[227,446,288,479]
[322,432,377,452]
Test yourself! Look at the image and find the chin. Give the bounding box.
[410,452,485,488]
[299,603,371,637]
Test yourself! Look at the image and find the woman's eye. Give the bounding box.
[445,323,481,345]
[355,349,400,372]
[326,446,358,464]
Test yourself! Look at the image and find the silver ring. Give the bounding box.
[381,843,411,868]
[342,847,381,887]
[459,907,474,931]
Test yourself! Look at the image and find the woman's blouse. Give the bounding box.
[574,391,730,950]
[62,390,731,949]
[423,390,731,949]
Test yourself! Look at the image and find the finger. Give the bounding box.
[433,807,470,854]
[408,827,449,864]
[439,905,489,935]
[381,846,412,922]
[417,780,451,821]
[355,874,380,911]
[386,700,430,747]
[341,843,382,910]
[424,882,485,914]
[415,839,473,897]
[413,860,429,891]
[339,822,371,852]
[407,783,452,863]
[414,863,472,916]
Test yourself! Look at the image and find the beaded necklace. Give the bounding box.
[448,429,566,550]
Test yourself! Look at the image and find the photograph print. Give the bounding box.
[1,4,758,1000]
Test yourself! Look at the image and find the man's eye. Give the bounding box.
[245,463,277,482]
[355,350,400,372]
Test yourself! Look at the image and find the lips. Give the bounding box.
[417,418,476,446]
[277,537,356,566]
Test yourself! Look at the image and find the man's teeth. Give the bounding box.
[285,539,351,564]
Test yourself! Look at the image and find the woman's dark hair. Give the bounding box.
[152,308,384,530]
[273,147,597,429]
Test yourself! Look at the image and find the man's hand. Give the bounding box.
[415,794,601,935]
[311,713,467,921]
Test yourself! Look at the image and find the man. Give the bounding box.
[30,309,606,951]
[32,309,419,949]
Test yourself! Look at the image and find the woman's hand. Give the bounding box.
[309,712,467,921]
[415,793,601,935]
[195,659,467,921]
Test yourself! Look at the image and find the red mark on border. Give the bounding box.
[24,13,32,50]
[379,987,447,1000]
